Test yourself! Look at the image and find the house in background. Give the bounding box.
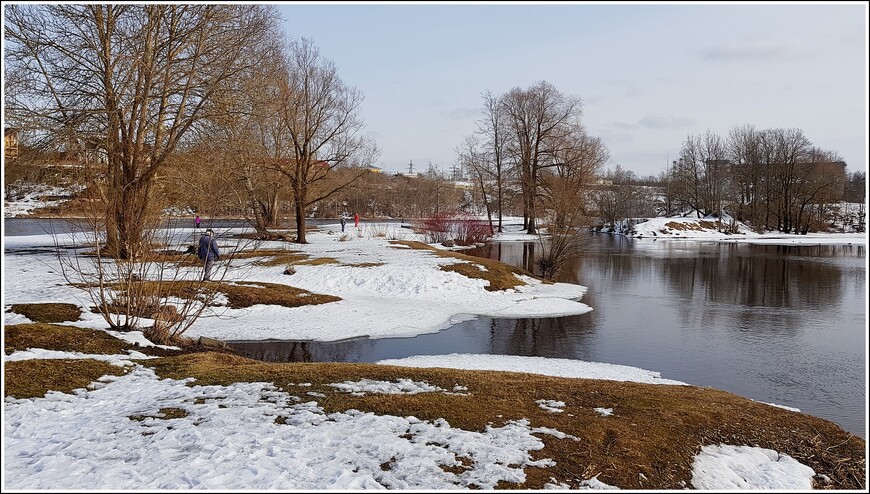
[4,127,20,162]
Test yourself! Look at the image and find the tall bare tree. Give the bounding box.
[476,90,510,232]
[271,38,378,243]
[502,81,583,234]
[5,4,275,258]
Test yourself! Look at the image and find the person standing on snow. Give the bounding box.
[354,212,360,229]
[197,229,220,281]
[340,215,347,232]
[195,214,201,229]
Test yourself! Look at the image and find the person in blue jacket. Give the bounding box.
[197,229,220,281]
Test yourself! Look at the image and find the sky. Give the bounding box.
[274,1,868,177]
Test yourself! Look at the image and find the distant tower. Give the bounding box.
[407,160,414,174]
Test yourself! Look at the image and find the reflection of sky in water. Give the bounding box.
[230,236,866,438]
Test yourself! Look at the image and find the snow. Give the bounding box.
[625,215,865,245]
[2,360,568,490]
[0,219,831,489]
[690,444,815,490]
[594,407,614,417]
[328,378,449,396]
[3,183,85,218]
[377,354,688,386]
[751,399,801,413]
[536,399,566,413]
[2,337,820,489]
[3,226,592,342]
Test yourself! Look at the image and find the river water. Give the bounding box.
[228,236,867,438]
[4,218,866,437]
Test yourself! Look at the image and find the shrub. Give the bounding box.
[418,213,493,246]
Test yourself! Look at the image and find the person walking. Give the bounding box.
[340,215,347,232]
[197,229,220,281]
[195,214,201,229]
[354,212,360,229]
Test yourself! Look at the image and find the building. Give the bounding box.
[4,127,20,161]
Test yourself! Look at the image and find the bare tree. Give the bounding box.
[476,90,510,232]
[51,188,252,344]
[5,4,276,258]
[457,136,495,231]
[502,81,583,234]
[271,38,378,243]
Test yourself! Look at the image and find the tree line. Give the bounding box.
[596,125,866,233]
[4,4,376,255]
[5,4,864,260]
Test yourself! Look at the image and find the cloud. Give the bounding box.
[638,114,695,129]
[701,38,808,62]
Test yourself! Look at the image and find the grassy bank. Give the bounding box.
[4,323,865,490]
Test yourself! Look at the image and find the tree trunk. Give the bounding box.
[294,187,307,243]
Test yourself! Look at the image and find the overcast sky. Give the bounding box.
[277,2,867,177]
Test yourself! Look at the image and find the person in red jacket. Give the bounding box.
[354,213,360,228]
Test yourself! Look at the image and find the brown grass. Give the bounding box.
[4,322,184,358]
[113,280,341,310]
[217,281,341,309]
[7,303,82,323]
[140,352,865,490]
[293,257,340,266]
[129,407,190,422]
[243,249,310,267]
[663,220,723,232]
[5,358,127,398]
[344,262,385,268]
[4,323,133,355]
[391,240,530,291]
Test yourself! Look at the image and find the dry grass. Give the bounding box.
[142,352,866,490]
[293,257,340,266]
[4,323,133,355]
[221,281,341,308]
[4,322,184,358]
[5,358,127,399]
[242,249,310,267]
[663,220,723,232]
[140,280,341,309]
[391,240,531,291]
[344,262,385,268]
[7,303,82,323]
[129,407,190,422]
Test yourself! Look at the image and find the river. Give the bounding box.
[228,235,867,438]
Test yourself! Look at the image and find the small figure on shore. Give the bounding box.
[195,214,201,229]
[197,228,220,281]
[354,213,360,229]
[340,215,346,232]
